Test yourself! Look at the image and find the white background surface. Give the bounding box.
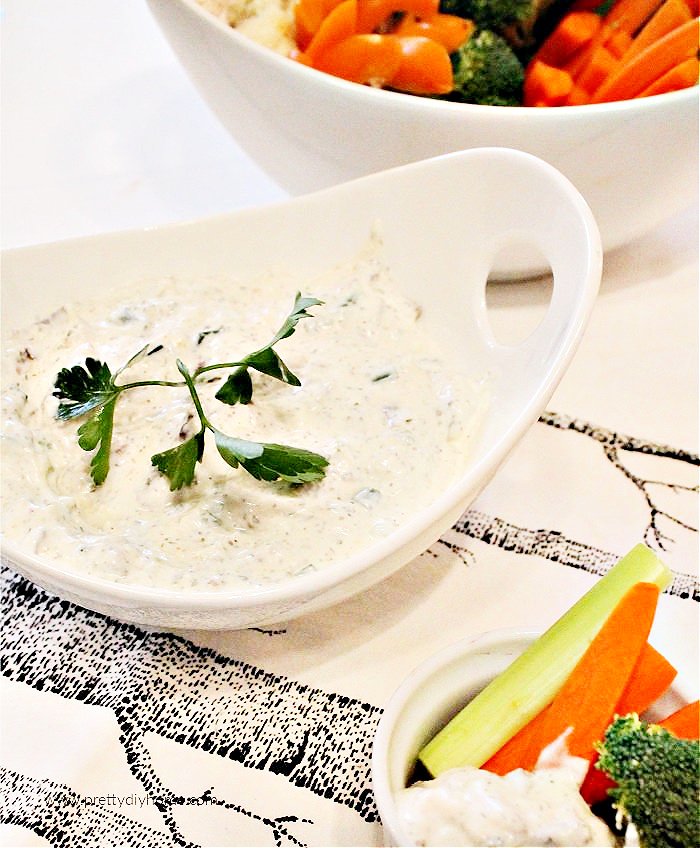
[1,2,698,847]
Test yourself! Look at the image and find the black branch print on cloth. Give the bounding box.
[1,411,698,846]
[0,567,380,847]
[1,768,174,848]
[540,411,699,551]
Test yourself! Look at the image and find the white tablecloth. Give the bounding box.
[1,2,698,847]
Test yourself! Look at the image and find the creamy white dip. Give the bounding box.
[1,239,485,591]
[396,735,616,847]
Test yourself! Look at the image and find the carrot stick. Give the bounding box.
[619,0,692,64]
[617,642,678,716]
[591,17,700,102]
[390,35,453,94]
[524,60,574,106]
[636,55,699,95]
[604,0,666,34]
[658,700,700,738]
[306,0,357,61]
[580,641,677,804]
[394,13,474,52]
[483,582,660,775]
[565,22,612,81]
[535,11,602,66]
[313,33,402,84]
[577,43,619,92]
[606,28,633,57]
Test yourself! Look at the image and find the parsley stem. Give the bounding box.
[115,379,185,390]
[176,360,210,432]
[193,361,246,378]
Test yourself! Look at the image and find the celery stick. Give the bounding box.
[418,544,672,776]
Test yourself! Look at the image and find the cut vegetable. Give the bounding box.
[591,17,700,102]
[659,700,700,738]
[483,582,660,774]
[418,544,672,776]
[313,33,403,84]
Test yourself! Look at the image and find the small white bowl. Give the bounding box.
[371,626,691,846]
[372,629,539,846]
[147,0,698,269]
[1,149,600,629]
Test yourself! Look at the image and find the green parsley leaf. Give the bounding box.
[53,358,117,420]
[151,431,205,491]
[269,293,323,345]
[215,293,321,406]
[214,368,254,406]
[75,396,118,486]
[215,431,328,483]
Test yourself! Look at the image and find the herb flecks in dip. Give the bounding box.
[1,238,486,591]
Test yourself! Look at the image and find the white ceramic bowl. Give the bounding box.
[371,627,689,846]
[147,0,698,265]
[372,628,539,847]
[1,149,601,630]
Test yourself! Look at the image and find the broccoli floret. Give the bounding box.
[447,29,524,106]
[595,714,700,848]
[439,0,534,31]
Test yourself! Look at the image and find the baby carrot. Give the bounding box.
[535,11,602,66]
[524,60,574,106]
[636,56,699,95]
[619,0,692,65]
[591,17,700,101]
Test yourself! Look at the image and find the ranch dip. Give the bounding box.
[395,735,616,847]
[1,238,486,591]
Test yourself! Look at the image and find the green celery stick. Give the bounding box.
[418,544,672,776]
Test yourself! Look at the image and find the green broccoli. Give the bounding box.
[438,0,534,31]
[595,713,700,848]
[446,29,524,106]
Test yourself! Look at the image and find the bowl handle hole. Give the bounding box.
[484,242,554,349]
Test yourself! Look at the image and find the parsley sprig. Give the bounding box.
[53,294,328,490]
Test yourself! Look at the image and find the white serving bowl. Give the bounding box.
[147,0,698,266]
[1,149,600,630]
[372,629,540,847]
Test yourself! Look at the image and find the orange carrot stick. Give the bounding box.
[313,33,402,84]
[394,13,474,52]
[535,11,602,66]
[483,582,660,775]
[580,641,677,804]
[577,43,619,92]
[636,55,699,95]
[591,17,700,101]
[389,35,453,94]
[617,642,678,716]
[619,0,692,64]
[604,0,666,34]
[524,60,574,106]
[306,0,358,61]
[658,700,700,738]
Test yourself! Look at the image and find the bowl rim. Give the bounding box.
[1,148,601,612]
[168,0,698,116]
